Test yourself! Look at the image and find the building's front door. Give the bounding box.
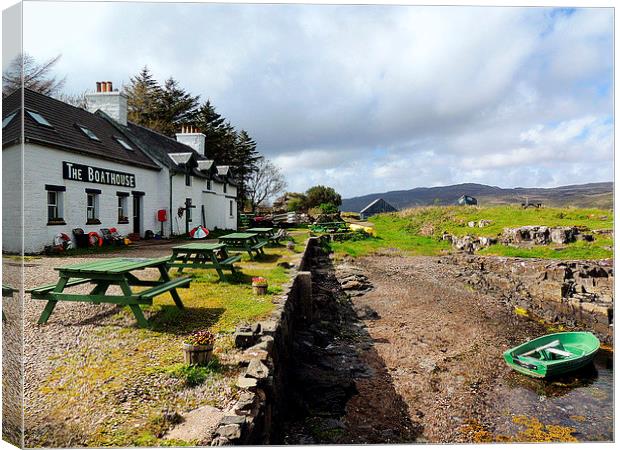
[133,194,142,235]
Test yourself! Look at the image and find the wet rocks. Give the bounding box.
[442,255,614,342]
[336,264,373,295]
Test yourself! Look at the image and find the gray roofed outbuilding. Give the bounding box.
[359,198,398,219]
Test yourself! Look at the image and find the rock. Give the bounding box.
[220,415,246,426]
[478,220,492,228]
[164,405,224,443]
[353,304,380,320]
[468,221,476,228]
[245,359,269,380]
[236,376,258,390]
[217,424,242,440]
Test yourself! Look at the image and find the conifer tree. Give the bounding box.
[123,66,162,130]
[153,77,200,136]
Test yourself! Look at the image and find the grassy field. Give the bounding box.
[30,231,307,447]
[332,205,613,260]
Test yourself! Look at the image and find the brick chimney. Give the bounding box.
[176,124,206,156]
[86,81,128,126]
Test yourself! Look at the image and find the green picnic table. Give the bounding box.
[27,257,190,328]
[2,284,16,321]
[309,222,350,233]
[247,227,288,246]
[218,232,266,259]
[168,243,241,279]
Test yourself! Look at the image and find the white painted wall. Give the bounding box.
[2,146,23,253]
[170,173,207,235]
[201,181,237,231]
[12,143,167,253]
[2,143,238,253]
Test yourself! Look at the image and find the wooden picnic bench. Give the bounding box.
[168,243,241,279]
[27,257,190,328]
[218,232,266,259]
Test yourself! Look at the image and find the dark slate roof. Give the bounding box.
[360,198,398,214]
[115,120,236,184]
[117,121,206,178]
[2,88,160,170]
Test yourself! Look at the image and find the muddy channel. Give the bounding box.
[276,252,613,444]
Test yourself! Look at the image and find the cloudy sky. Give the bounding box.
[21,1,613,198]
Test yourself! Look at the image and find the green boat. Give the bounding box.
[503,332,600,378]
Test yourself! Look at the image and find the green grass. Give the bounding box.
[331,205,613,260]
[402,205,613,239]
[31,231,309,448]
[330,214,451,258]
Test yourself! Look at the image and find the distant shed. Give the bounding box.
[457,195,478,206]
[360,198,398,220]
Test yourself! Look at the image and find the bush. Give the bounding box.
[318,203,339,214]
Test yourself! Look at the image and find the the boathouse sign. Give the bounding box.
[63,161,136,188]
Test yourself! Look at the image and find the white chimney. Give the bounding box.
[86,81,128,126]
[176,125,206,156]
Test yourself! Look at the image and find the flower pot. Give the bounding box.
[252,284,268,295]
[183,343,213,366]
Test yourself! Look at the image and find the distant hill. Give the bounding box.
[341,182,613,212]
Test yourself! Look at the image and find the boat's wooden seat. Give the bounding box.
[546,347,573,358]
[520,339,561,357]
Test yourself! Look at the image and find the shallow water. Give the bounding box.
[492,349,613,442]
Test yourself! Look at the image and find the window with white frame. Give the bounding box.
[87,192,100,223]
[117,194,129,223]
[46,187,64,223]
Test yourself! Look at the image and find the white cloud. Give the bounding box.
[21,3,613,197]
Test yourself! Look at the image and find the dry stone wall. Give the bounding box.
[211,237,320,445]
[441,255,613,342]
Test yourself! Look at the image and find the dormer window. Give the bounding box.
[115,136,133,150]
[2,112,16,128]
[77,124,100,141]
[26,110,53,127]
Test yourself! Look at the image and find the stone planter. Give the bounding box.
[252,284,268,295]
[183,343,213,366]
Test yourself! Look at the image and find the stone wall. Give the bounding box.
[441,255,613,342]
[211,237,320,445]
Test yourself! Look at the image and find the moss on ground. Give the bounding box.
[460,415,578,443]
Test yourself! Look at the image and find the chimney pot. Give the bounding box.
[96,82,101,92]
[107,81,113,92]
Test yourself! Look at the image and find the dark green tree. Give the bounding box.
[153,77,200,136]
[305,185,342,209]
[229,130,261,203]
[123,66,162,130]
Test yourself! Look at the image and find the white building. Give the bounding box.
[2,83,237,254]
